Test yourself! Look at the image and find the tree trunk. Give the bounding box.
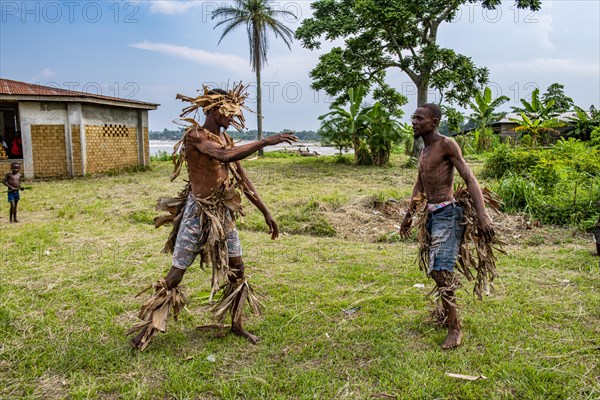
[352,134,371,165]
[256,64,263,156]
[254,29,264,156]
[372,147,390,167]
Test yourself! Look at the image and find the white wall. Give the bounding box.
[82,104,138,126]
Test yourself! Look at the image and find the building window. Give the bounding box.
[102,124,129,137]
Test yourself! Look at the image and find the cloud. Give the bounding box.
[130,41,247,72]
[492,58,599,75]
[33,68,57,81]
[534,14,555,49]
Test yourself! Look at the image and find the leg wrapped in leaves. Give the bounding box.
[127,279,187,351]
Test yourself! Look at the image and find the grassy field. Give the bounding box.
[1,154,598,399]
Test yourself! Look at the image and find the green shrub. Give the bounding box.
[487,141,600,228]
[151,150,172,162]
[481,144,540,179]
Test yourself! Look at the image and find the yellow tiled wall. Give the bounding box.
[30,125,68,178]
[84,124,138,174]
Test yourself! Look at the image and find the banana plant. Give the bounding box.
[510,112,564,147]
[318,86,371,164]
[511,88,557,121]
[468,86,509,131]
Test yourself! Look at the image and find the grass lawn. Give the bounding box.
[1,154,598,399]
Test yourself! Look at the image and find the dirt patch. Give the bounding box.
[33,373,69,400]
[322,195,587,245]
[324,196,407,242]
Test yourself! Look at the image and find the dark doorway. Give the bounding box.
[0,102,22,160]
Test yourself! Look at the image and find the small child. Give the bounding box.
[3,162,23,223]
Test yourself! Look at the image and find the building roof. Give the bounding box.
[0,78,159,110]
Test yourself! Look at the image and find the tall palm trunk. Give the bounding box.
[254,26,264,156]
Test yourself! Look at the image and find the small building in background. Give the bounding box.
[0,78,159,179]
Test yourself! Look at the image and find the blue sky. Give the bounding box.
[1,0,598,132]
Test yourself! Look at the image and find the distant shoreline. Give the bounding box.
[149,140,351,156]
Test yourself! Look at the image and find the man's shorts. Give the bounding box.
[7,190,19,202]
[172,193,242,270]
[426,203,465,273]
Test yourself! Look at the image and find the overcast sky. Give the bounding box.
[1,0,598,132]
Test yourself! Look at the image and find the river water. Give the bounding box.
[149,140,352,156]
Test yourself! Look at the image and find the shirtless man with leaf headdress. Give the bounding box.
[129,83,297,350]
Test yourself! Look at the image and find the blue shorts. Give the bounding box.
[426,203,465,273]
[7,190,19,202]
[172,193,242,270]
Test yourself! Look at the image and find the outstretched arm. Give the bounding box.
[399,171,424,238]
[191,130,297,163]
[235,161,279,240]
[448,140,494,242]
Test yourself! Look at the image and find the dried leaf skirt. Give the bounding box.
[128,185,261,349]
[416,187,506,300]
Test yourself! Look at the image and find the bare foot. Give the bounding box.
[232,326,260,345]
[441,328,463,350]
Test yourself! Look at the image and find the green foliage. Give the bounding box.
[511,88,557,120]
[362,103,407,166]
[590,126,600,147]
[542,83,574,114]
[468,86,510,131]
[318,85,370,163]
[510,113,565,147]
[319,86,409,166]
[442,106,465,135]
[482,145,540,178]
[296,1,541,109]
[486,140,600,227]
[565,106,600,141]
[150,150,173,162]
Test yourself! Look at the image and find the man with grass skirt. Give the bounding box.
[399,103,496,350]
[128,83,297,350]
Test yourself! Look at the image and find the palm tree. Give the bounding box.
[212,0,296,155]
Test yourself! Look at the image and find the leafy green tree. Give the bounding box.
[296,0,541,157]
[510,113,564,147]
[542,83,574,114]
[318,86,371,164]
[511,88,556,120]
[212,0,296,155]
[442,106,466,136]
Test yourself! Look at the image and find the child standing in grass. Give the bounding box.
[3,162,23,223]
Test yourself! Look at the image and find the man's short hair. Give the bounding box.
[420,103,442,121]
[10,162,20,168]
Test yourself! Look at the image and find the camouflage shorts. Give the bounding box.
[172,193,242,270]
